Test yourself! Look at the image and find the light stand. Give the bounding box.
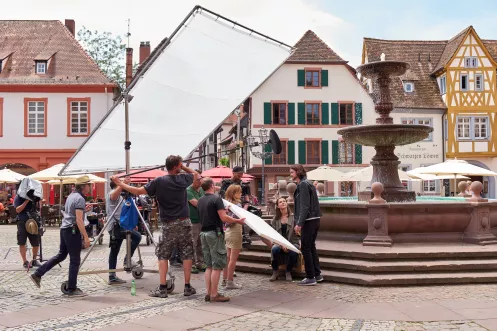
[246,127,272,206]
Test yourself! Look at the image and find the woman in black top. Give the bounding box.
[269,197,300,282]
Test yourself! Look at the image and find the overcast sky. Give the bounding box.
[6,0,497,67]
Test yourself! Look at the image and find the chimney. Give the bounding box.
[126,48,133,87]
[139,41,151,65]
[65,19,75,36]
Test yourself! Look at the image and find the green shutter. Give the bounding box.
[288,140,295,164]
[297,69,305,86]
[332,140,339,164]
[288,103,295,125]
[355,144,362,164]
[321,140,329,165]
[331,103,339,125]
[298,140,306,164]
[264,102,272,124]
[321,103,329,125]
[298,103,306,124]
[321,70,328,87]
[264,144,272,165]
[355,103,363,124]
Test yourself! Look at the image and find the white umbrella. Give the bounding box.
[0,169,26,184]
[46,174,107,184]
[342,166,421,182]
[407,170,469,181]
[307,166,347,181]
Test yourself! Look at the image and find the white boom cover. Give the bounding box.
[61,9,292,175]
[223,200,300,254]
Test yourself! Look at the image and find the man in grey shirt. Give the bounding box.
[30,176,91,296]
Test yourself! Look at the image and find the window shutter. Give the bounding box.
[321,103,329,125]
[264,102,272,124]
[331,103,339,125]
[321,70,328,87]
[332,140,339,164]
[298,103,306,124]
[321,140,329,165]
[288,103,295,125]
[297,70,305,86]
[264,144,272,165]
[288,140,295,164]
[355,103,362,124]
[354,144,362,164]
[298,140,306,164]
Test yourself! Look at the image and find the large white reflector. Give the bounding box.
[61,7,293,175]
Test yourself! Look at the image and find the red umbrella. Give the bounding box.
[116,169,168,183]
[202,166,254,180]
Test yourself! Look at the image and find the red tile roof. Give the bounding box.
[432,26,472,75]
[287,30,345,63]
[0,20,116,85]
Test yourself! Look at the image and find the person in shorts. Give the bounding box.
[14,193,41,268]
[111,155,199,298]
[197,177,245,303]
[187,172,205,274]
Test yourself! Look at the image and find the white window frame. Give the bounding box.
[401,117,433,141]
[339,141,354,164]
[460,74,469,91]
[456,117,471,140]
[474,116,489,140]
[475,74,484,91]
[35,61,46,74]
[70,101,89,135]
[456,116,490,140]
[421,163,439,193]
[403,82,414,93]
[27,101,45,135]
[439,75,446,95]
[464,57,478,68]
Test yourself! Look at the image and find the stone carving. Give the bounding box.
[317,182,325,196]
[463,204,497,245]
[286,182,296,203]
[467,181,487,202]
[457,181,470,197]
[363,204,392,247]
[370,182,386,204]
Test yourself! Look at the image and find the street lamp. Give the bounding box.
[246,127,272,206]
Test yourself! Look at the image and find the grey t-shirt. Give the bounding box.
[106,191,123,232]
[61,192,86,229]
[144,174,193,222]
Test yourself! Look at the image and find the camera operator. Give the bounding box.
[14,189,41,268]
[219,166,250,208]
[107,178,142,285]
[30,176,91,297]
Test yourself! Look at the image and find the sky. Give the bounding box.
[5,0,497,67]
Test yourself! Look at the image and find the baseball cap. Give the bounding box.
[232,166,243,173]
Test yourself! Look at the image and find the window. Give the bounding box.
[401,118,433,141]
[69,100,89,135]
[340,182,353,197]
[305,70,320,87]
[339,103,354,125]
[403,82,414,93]
[475,74,483,91]
[460,74,468,91]
[306,103,320,125]
[464,57,478,68]
[273,141,287,165]
[423,180,436,192]
[306,141,320,164]
[272,103,286,124]
[439,75,446,95]
[26,100,46,136]
[456,116,489,140]
[339,141,354,164]
[474,117,488,139]
[35,61,47,74]
[457,117,471,139]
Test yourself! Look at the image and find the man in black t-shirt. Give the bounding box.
[197,177,244,303]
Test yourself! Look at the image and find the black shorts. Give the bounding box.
[17,220,40,247]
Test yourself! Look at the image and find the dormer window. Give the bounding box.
[35,61,47,74]
[464,57,478,68]
[403,82,414,93]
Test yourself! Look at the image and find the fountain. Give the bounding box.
[338,61,433,202]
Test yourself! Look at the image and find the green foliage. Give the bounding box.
[219,157,230,167]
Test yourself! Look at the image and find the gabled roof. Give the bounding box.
[286,30,345,63]
[432,26,472,75]
[0,20,115,85]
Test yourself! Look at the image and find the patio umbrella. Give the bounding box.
[46,174,107,184]
[115,169,167,183]
[341,166,422,182]
[307,166,347,181]
[406,170,469,181]
[201,166,254,180]
[0,169,26,184]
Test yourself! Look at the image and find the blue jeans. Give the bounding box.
[108,228,142,277]
[36,228,82,290]
[271,245,298,272]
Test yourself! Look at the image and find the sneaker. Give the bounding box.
[108,276,127,285]
[269,271,279,282]
[184,286,197,297]
[29,273,41,288]
[65,288,87,297]
[315,275,324,283]
[233,272,237,277]
[297,278,317,286]
[285,272,293,281]
[30,260,42,268]
[149,286,168,298]
[205,294,210,302]
[210,294,230,302]
[221,279,227,287]
[23,261,29,269]
[123,260,138,268]
[191,266,199,274]
[225,280,241,289]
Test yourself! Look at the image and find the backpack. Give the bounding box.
[119,197,139,230]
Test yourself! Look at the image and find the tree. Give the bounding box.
[219,157,230,167]
[77,26,126,89]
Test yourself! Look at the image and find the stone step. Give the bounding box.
[238,250,497,272]
[236,260,497,286]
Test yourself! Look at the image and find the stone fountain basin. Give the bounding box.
[337,124,433,147]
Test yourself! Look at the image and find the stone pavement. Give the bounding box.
[1,226,497,330]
